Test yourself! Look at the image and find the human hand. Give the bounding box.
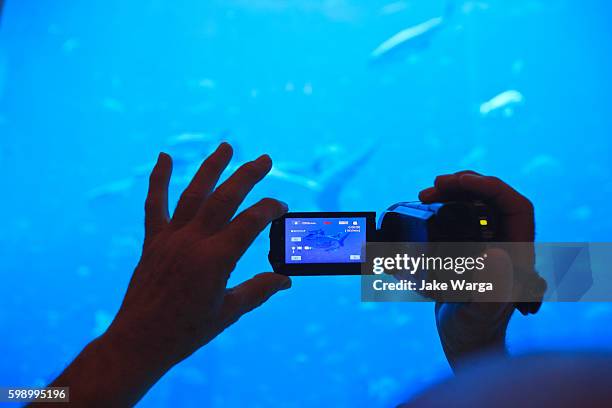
[108,142,291,365]
[419,171,538,370]
[47,143,292,406]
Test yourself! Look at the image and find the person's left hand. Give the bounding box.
[48,143,291,407]
[107,142,291,368]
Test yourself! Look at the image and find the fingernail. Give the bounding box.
[279,277,292,290]
[158,152,170,163]
[256,154,272,164]
[216,142,233,157]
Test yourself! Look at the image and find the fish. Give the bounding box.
[165,132,224,167]
[370,0,455,62]
[521,154,560,175]
[166,131,218,147]
[314,140,379,210]
[269,140,380,211]
[86,178,136,200]
[302,229,350,251]
[370,17,444,61]
[479,90,524,116]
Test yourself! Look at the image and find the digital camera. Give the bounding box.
[268,201,497,275]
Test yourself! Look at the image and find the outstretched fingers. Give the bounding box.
[145,152,173,242]
[171,143,233,228]
[196,154,273,235]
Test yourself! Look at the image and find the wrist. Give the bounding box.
[48,329,171,406]
[73,327,173,406]
[101,321,176,378]
[436,303,513,372]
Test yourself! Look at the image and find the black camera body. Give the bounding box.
[377,201,496,243]
[268,201,497,276]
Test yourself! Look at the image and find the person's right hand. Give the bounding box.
[419,171,539,371]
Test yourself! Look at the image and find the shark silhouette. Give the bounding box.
[302,229,350,252]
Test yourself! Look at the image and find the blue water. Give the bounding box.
[1,0,611,406]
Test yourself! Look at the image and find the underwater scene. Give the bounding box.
[1,0,611,406]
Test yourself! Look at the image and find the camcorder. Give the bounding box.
[268,201,497,276]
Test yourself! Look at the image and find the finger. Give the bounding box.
[144,152,172,241]
[424,173,534,240]
[197,154,273,234]
[434,170,483,195]
[217,198,288,264]
[455,170,482,176]
[419,187,441,202]
[457,174,533,217]
[430,172,519,208]
[419,171,482,202]
[171,143,233,228]
[219,272,291,327]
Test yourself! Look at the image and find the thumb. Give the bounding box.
[220,272,291,327]
[471,247,514,304]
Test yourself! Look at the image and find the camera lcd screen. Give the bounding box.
[285,217,367,264]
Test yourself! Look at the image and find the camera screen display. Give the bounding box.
[285,217,366,264]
